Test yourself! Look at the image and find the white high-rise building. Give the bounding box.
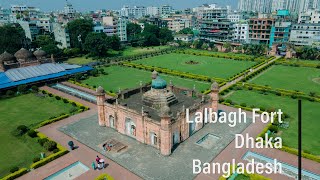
[238,0,272,13]
[159,5,173,15]
[120,6,146,18]
[271,0,300,13]
[298,9,320,23]
[146,6,159,16]
[299,0,320,13]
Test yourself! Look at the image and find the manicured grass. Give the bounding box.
[0,94,74,177]
[121,46,171,56]
[227,90,320,155]
[250,65,320,94]
[82,66,210,93]
[134,53,257,79]
[288,58,320,65]
[182,49,255,59]
[65,56,96,65]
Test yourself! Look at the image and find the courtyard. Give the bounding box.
[134,53,257,79]
[227,90,320,155]
[82,65,211,93]
[59,112,251,180]
[0,93,75,178]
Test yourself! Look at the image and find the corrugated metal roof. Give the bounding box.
[4,63,81,82]
[0,64,92,90]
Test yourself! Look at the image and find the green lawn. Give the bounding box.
[0,94,74,177]
[82,66,210,93]
[182,49,255,59]
[288,59,320,65]
[65,56,96,65]
[121,46,171,56]
[250,65,320,95]
[134,53,257,79]
[227,90,320,155]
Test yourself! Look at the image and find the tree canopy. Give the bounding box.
[0,24,26,54]
[179,28,193,35]
[84,32,109,57]
[67,19,93,49]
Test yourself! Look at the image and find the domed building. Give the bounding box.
[0,48,54,71]
[0,51,17,71]
[96,71,219,156]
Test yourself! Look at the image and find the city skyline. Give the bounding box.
[0,0,237,11]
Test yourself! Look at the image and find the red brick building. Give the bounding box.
[96,71,219,155]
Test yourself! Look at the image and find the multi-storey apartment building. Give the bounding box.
[233,21,250,43]
[238,0,272,13]
[52,23,71,49]
[198,4,234,42]
[159,5,173,15]
[146,6,159,17]
[249,17,274,44]
[100,16,127,42]
[164,18,191,32]
[268,10,292,47]
[227,14,244,22]
[18,20,40,41]
[121,6,146,19]
[298,9,320,23]
[289,23,320,47]
[10,5,40,22]
[0,7,10,24]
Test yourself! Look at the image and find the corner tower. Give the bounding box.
[96,86,106,126]
[210,81,219,113]
[159,104,172,156]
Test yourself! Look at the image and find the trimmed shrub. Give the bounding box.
[10,166,19,173]
[6,90,15,96]
[43,141,57,151]
[55,96,61,100]
[30,150,69,169]
[38,138,49,146]
[269,125,279,133]
[27,129,37,138]
[63,98,69,103]
[2,168,28,180]
[52,149,59,153]
[33,157,40,163]
[95,173,115,180]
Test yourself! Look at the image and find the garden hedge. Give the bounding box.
[30,132,69,169]
[1,168,28,180]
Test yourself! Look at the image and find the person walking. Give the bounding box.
[99,159,105,169]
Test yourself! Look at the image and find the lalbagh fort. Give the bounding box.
[96,70,219,156]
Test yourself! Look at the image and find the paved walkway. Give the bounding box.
[19,87,141,180]
[220,56,280,92]
[195,104,320,180]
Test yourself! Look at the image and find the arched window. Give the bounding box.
[109,115,115,128]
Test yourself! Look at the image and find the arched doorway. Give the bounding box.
[125,118,136,137]
[189,115,196,136]
[109,115,115,128]
[150,132,158,146]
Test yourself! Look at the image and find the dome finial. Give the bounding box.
[211,81,219,91]
[152,70,158,79]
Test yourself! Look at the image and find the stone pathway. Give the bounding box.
[220,56,280,92]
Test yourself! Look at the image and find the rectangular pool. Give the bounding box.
[242,151,320,180]
[44,161,90,180]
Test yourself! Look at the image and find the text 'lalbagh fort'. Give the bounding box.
[96,70,219,155]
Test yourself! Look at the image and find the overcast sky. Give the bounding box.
[0,0,237,12]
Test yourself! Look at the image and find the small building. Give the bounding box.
[174,34,194,42]
[96,71,219,156]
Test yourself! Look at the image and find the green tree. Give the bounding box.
[67,19,93,49]
[159,27,173,45]
[106,35,121,51]
[0,24,26,53]
[84,32,109,57]
[179,27,193,35]
[295,46,319,60]
[127,22,142,42]
[33,35,62,57]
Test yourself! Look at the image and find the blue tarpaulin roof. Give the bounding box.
[0,64,93,90]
